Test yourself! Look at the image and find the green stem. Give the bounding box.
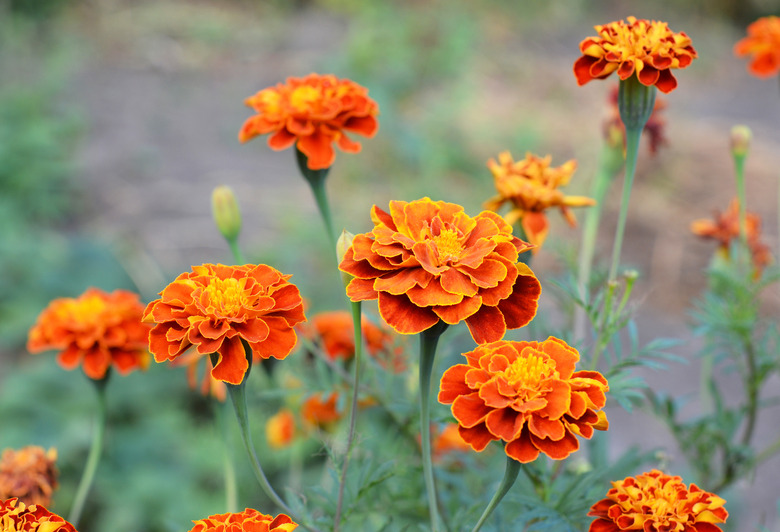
[217,349,323,532]
[68,376,109,526]
[757,434,780,465]
[470,455,521,532]
[215,399,238,513]
[296,148,337,262]
[740,334,759,447]
[419,321,449,532]
[228,237,245,265]
[607,125,641,282]
[574,140,624,343]
[734,152,748,245]
[333,301,363,532]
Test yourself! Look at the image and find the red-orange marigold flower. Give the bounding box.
[239,73,379,170]
[301,310,405,372]
[734,16,780,78]
[266,409,296,449]
[144,264,306,386]
[189,508,297,532]
[27,288,151,380]
[0,447,58,508]
[690,198,772,274]
[588,469,728,532]
[339,198,542,344]
[484,152,594,252]
[574,16,697,93]
[438,337,609,463]
[0,498,78,532]
[301,392,342,430]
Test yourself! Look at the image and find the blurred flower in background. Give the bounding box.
[239,73,379,170]
[0,447,58,507]
[734,16,780,78]
[27,288,150,380]
[266,409,297,449]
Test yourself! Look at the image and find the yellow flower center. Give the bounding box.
[56,294,107,327]
[433,228,464,263]
[290,85,321,112]
[203,277,248,317]
[501,354,556,390]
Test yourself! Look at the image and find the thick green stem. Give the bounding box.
[215,399,238,513]
[470,455,521,532]
[296,148,337,262]
[734,152,748,245]
[217,349,323,532]
[607,125,641,282]
[419,321,449,532]
[68,376,109,526]
[333,301,363,532]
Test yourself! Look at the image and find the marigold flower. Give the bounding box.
[588,469,728,532]
[301,310,405,372]
[574,16,697,93]
[604,85,667,155]
[339,198,542,344]
[0,498,77,532]
[188,508,297,532]
[0,447,58,507]
[266,409,296,449]
[734,16,780,78]
[438,337,609,463]
[144,264,306,385]
[301,392,342,430]
[484,152,595,252]
[239,73,379,170]
[432,423,471,461]
[27,288,151,380]
[691,199,772,274]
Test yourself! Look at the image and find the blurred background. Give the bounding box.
[1,0,779,530]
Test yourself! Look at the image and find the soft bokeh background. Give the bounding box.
[1,0,779,530]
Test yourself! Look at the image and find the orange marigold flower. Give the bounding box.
[27,288,151,380]
[0,498,78,532]
[588,469,728,532]
[604,85,667,155]
[734,16,780,78]
[574,16,697,93]
[301,310,405,372]
[432,423,471,461]
[239,73,379,170]
[339,198,542,344]
[266,409,296,449]
[0,447,58,507]
[189,508,297,532]
[301,392,342,430]
[484,152,594,252]
[690,199,772,274]
[144,264,306,386]
[438,337,609,463]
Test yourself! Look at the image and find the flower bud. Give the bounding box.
[337,229,355,288]
[730,125,752,158]
[211,186,241,242]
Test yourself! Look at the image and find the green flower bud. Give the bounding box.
[211,186,241,242]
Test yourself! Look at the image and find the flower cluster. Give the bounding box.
[484,151,594,251]
[188,508,297,532]
[734,16,780,78]
[144,264,306,385]
[438,337,609,463]
[588,470,728,532]
[339,197,541,344]
[0,447,58,507]
[574,16,697,93]
[27,288,150,380]
[239,73,379,170]
[0,498,77,532]
[690,198,772,274]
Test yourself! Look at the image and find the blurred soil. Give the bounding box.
[45,1,780,529]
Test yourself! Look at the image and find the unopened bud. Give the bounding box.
[337,229,356,288]
[211,186,241,242]
[730,125,752,158]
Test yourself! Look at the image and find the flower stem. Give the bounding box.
[296,148,337,262]
[470,454,521,532]
[227,238,245,265]
[333,301,363,532]
[68,376,109,527]
[419,321,449,532]
[607,125,641,282]
[216,349,323,532]
[215,398,238,513]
